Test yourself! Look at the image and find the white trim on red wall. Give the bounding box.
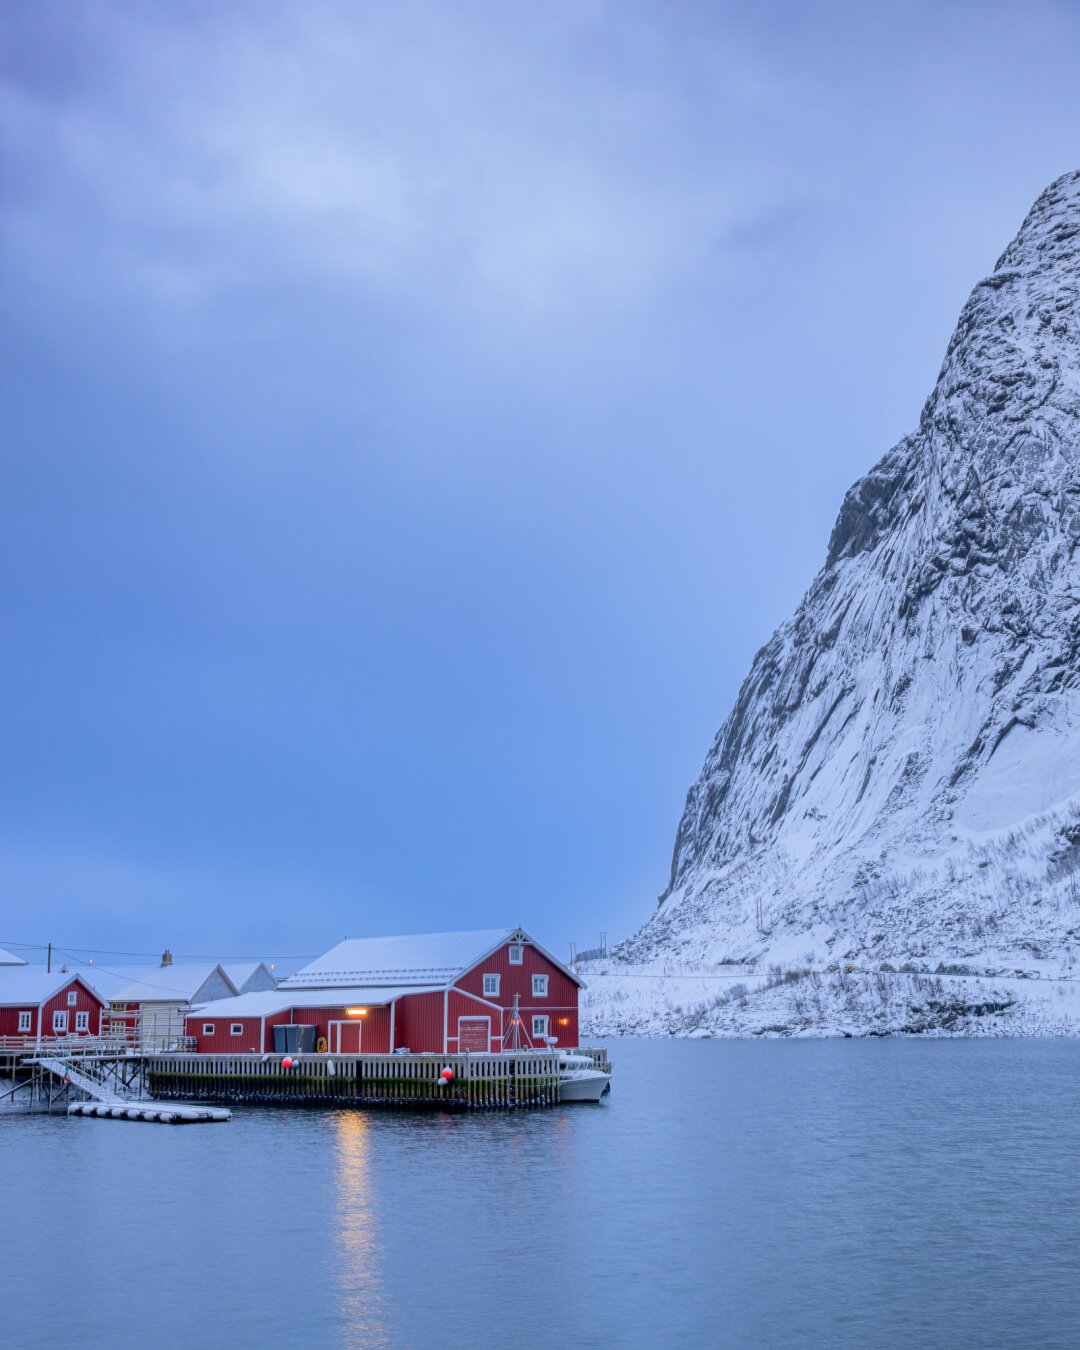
[456,1015,491,1052]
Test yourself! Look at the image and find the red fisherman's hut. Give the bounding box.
[0,969,106,1046]
[184,928,582,1055]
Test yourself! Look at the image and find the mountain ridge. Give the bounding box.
[619,171,1080,988]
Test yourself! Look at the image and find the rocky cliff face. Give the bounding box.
[626,172,1080,972]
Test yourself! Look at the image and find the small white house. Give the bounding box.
[85,958,238,1049]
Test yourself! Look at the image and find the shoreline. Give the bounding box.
[580,959,1080,1039]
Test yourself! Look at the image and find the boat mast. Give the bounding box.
[504,992,532,1051]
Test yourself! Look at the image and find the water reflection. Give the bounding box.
[333,1111,393,1349]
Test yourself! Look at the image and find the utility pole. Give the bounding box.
[600,932,607,959]
[47,942,51,973]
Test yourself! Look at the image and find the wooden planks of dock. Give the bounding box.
[144,1050,570,1110]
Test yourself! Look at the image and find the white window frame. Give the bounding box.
[67,990,78,1006]
[203,1023,215,1036]
[532,974,549,997]
[482,973,500,997]
[508,944,523,964]
[18,1011,31,1032]
[532,1015,549,1039]
[75,1010,90,1032]
[230,1023,243,1037]
[53,1010,68,1034]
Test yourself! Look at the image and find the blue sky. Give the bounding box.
[2,1,1079,963]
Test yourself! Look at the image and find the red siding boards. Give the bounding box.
[0,1009,37,1036]
[185,1004,394,1054]
[0,978,104,1041]
[453,939,580,1049]
[391,990,444,1055]
[188,1016,263,1055]
[0,1006,41,1039]
[284,1005,391,1055]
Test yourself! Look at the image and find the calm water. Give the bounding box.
[3,1039,1080,1349]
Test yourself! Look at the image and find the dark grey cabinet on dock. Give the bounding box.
[272,1025,318,1054]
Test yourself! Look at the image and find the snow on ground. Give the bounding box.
[579,956,1080,1039]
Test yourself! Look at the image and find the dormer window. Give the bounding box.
[508,944,523,964]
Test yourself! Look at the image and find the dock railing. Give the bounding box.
[0,1033,127,1055]
[143,1049,565,1110]
[575,1046,612,1072]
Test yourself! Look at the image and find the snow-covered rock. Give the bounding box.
[609,172,1080,1031]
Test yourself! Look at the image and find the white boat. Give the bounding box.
[557,1051,611,1103]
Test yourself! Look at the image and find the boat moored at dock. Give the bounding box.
[556,1050,612,1102]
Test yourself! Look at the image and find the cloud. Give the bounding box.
[1,2,794,338]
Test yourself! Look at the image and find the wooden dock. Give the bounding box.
[144,1050,572,1110]
[2,1045,611,1113]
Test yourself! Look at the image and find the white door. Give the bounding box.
[458,1017,491,1052]
[329,1020,362,1053]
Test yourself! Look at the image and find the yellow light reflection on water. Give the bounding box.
[333,1112,393,1349]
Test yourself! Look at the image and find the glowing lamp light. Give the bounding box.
[558,1018,569,1026]
[345,1007,368,1018]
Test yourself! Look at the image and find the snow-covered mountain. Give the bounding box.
[622,171,1080,985]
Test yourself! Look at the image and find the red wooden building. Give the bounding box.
[184,928,582,1055]
[0,969,106,1045]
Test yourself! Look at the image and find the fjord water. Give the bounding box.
[3,1040,1079,1350]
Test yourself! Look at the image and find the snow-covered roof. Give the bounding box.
[281,929,518,989]
[186,986,433,1020]
[0,946,27,966]
[0,968,100,1005]
[75,963,237,1004]
[223,961,277,993]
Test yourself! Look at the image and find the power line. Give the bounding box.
[0,938,318,961]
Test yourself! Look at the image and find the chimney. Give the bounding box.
[161,949,173,967]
